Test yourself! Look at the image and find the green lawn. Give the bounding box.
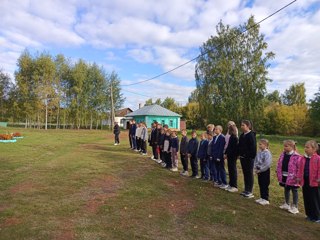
[0,128,319,240]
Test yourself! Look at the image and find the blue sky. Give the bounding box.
[1,0,320,110]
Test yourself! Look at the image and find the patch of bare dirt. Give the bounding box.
[81,144,107,151]
[53,221,75,240]
[0,217,22,227]
[84,176,121,214]
[9,181,37,194]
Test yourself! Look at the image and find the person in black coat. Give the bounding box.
[225,124,239,192]
[238,120,257,198]
[188,131,199,178]
[113,122,120,145]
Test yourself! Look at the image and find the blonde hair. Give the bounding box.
[283,140,296,150]
[259,139,269,149]
[305,140,319,151]
[215,125,223,132]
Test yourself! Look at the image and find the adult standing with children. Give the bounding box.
[238,120,257,198]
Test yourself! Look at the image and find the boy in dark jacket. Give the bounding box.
[170,131,179,172]
[180,129,189,176]
[188,131,199,178]
[198,132,208,179]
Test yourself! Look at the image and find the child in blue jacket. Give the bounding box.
[197,132,208,179]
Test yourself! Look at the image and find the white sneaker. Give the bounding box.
[255,198,263,203]
[142,153,147,156]
[244,192,254,198]
[227,187,238,193]
[182,171,189,176]
[214,182,222,188]
[151,155,154,159]
[288,206,299,214]
[195,175,201,179]
[219,184,228,189]
[161,163,167,168]
[225,185,232,191]
[279,203,290,210]
[259,199,270,206]
[114,143,118,145]
[156,159,162,163]
[170,167,178,172]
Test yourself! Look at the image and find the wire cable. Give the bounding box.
[121,0,297,87]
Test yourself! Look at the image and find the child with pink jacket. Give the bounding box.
[300,140,320,223]
[276,140,302,214]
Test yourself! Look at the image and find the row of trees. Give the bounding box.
[143,16,319,136]
[0,51,124,129]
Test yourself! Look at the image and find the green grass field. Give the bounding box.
[0,128,319,240]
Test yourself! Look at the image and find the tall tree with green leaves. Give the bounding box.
[195,16,274,129]
[282,82,306,106]
[0,70,12,121]
[15,50,36,128]
[161,97,180,113]
[33,52,56,129]
[309,87,320,136]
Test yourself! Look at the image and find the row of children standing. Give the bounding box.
[127,120,320,223]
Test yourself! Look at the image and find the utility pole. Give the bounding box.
[110,81,115,131]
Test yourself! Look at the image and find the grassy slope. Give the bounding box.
[0,128,319,240]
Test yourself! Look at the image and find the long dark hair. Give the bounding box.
[241,120,253,130]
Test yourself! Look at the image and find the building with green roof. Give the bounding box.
[125,104,181,130]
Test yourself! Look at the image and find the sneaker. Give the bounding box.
[315,220,320,223]
[219,184,228,189]
[288,206,299,214]
[279,203,290,210]
[156,159,162,164]
[161,163,167,168]
[255,198,263,203]
[182,171,189,177]
[142,153,147,156]
[195,175,201,179]
[114,143,118,145]
[227,187,238,193]
[225,185,232,191]
[243,192,254,198]
[170,167,178,172]
[134,149,139,152]
[259,199,270,206]
[214,182,222,188]
[240,191,247,196]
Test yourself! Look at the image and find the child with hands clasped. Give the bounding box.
[276,140,302,214]
[300,140,320,223]
[254,139,272,206]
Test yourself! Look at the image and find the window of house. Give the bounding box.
[169,120,173,127]
[161,120,165,126]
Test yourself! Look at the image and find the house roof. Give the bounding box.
[116,108,133,117]
[125,104,181,117]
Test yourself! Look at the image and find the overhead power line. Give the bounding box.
[121,0,297,87]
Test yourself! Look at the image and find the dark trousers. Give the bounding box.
[136,137,141,150]
[240,157,254,193]
[152,144,158,159]
[227,156,238,188]
[258,169,270,201]
[190,155,198,176]
[159,146,164,161]
[164,152,172,168]
[141,140,147,153]
[303,178,320,221]
[131,135,137,149]
[114,133,120,144]
[209,157,217,182]
[129,134,132,148]
[215,159,227,185]
[180,153,188,171]
[200,158,205,178]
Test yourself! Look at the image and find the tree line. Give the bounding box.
[144,16,320,136]
[0,51,124,129]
